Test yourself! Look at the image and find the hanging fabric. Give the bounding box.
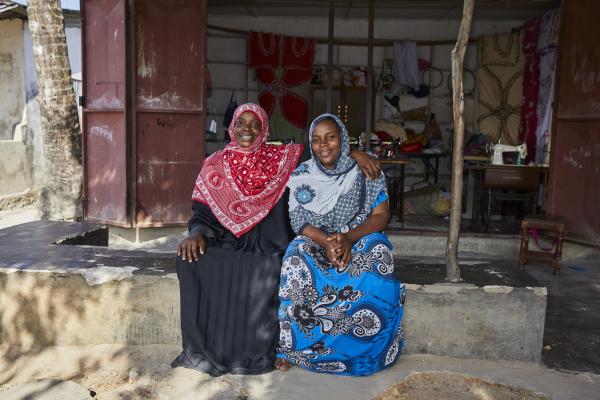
[249,32,316,140]
[476,31,524,145]
[518,17,541,164]
[248,31,282,68]
[222,90,238,128]
[392,41,420,90]
[535,8,560,165]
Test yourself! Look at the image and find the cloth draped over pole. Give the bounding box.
[535,8,560,165]
[248,32,315,141]
[392,41,420,90]
[518,17,541,164]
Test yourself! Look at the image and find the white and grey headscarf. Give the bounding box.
[287,113,387,235]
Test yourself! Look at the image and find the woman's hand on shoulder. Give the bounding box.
[177,233,206,262]
[350,149,381,180]
[327,233,352,268]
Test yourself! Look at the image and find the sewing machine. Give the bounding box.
[487,143,528,165]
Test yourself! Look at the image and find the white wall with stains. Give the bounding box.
[0,19,25,141]
[0,18,31,198]
[0,16,81,205]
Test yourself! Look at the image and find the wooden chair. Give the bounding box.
[518,216,565,275]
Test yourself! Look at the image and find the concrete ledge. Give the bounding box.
[0,269,546,363]
[388,232,600,261]
[403,283,546,363]
[0,221,546,363]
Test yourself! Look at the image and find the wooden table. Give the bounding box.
[380,158,413,227]
[392,152,447,184]
[464,164,549,231]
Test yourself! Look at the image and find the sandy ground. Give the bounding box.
[1,344,599,400]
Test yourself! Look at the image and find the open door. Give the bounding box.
[548,0,600,245]
[133,0,206,227]
[82,0,207,227]
[82,0,128,225]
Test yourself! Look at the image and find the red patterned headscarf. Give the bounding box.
[192,103,303,237]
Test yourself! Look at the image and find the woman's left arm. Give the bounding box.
[328,201,391,267]
[349,149,381,180]
[347,201,390,243]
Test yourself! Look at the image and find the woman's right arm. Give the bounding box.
[177,202,220,262]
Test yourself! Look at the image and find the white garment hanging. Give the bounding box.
[392,41,420,90]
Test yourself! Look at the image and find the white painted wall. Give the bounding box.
[0,16,81,203]
[0,19,25,141]
[23,22,44,192]
[0,18,31,197]
[65,26,81,76]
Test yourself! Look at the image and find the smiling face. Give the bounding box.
[233,112,262,148]
[311,119,341,170]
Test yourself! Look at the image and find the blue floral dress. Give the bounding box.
[279,113,406,376]
[277,193,406,376]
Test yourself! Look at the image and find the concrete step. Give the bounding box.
[387,230,600,261]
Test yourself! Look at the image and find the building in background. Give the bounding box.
[0,0,81,209]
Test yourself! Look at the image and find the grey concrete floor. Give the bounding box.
[392,255,600,375]
[1,345,599,400]
[526,259,600,374]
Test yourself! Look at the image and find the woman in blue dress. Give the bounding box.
[275,114,406,376]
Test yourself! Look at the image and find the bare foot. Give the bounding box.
[274,358,292,372]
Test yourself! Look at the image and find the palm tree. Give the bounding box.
[27,0,82,220]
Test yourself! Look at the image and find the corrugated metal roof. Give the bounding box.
[207,0,560,19]
[0,1,27,20]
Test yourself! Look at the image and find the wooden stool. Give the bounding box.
[519,216,565,275]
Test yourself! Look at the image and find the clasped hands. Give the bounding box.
[325,232,352,268]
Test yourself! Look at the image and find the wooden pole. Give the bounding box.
[327,0,334,113]
[365,0,374,151]
[446,0,475,282]
[207,24,477,47]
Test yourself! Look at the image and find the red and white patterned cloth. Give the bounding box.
[192,103,303,237]
[249,31,315,131]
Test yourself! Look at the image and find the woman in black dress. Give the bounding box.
[172,103,380,376]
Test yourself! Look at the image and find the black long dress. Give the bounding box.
[171,190,294,376]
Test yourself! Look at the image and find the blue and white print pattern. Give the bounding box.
[294,184,316,205]
[286,113,387,235]
[291,163,310,176]
[277,233,405,376]
[279,114,405,376]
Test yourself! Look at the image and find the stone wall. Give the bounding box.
[0,269,546,363]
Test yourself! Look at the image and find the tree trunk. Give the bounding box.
[27,0,82,220]
[446,0,476,282]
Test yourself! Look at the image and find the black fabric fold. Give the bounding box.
[173,191,293,376]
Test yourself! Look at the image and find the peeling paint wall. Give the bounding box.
[0,18,31,198]
[0,17,81,205]
[0,19,25,141]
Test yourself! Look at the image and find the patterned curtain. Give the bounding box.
[476,31,524,145]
